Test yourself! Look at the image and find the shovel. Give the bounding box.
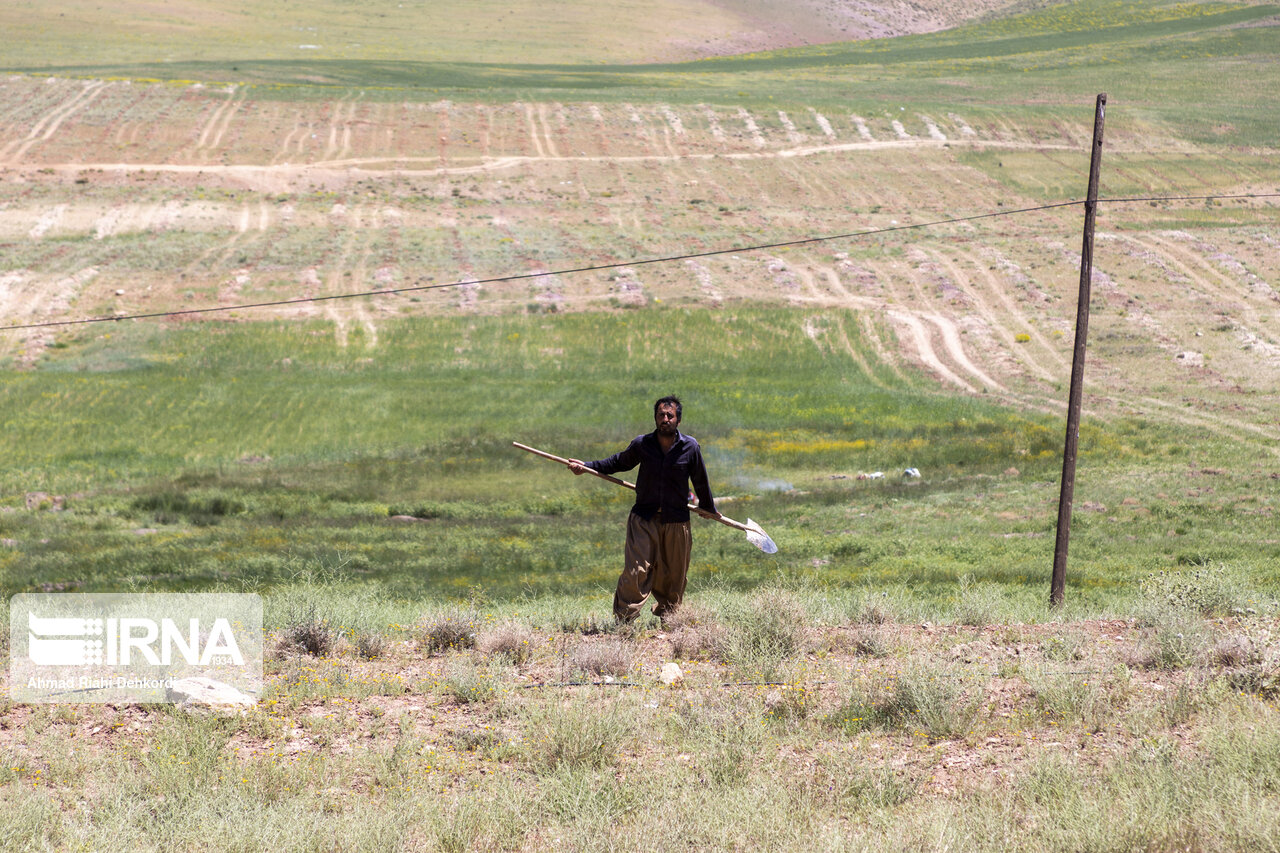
[513,441,778,554]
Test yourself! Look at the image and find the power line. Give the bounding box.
[2,191,1276,334]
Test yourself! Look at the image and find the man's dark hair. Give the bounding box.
[654,395,682,421]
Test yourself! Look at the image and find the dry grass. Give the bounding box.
[2,613,1279,848]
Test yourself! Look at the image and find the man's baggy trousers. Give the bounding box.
[613,511,692,622]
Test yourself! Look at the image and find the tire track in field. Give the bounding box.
[623,103,664,158]
[523,103,547,158]
[736,107,767,148]
[589,105,640,233]
[28,204,67,239]
[0,80,61,126]
[204,90,244,156]
[798,307,887,390]
[536,103,560,158]
[0,267,99,364]
[475,103,492,160]
[216,200,271,279]
[101,86,153,150]
[878,254,1008,393]
[795,252,1019,395]
[0,80,108,164]
[1119,394,1280,453]
[61,128,1086,179]
[180,200,257,282]
[321,95,356,162]
[934,246,1065,384]
[188,86,240,163]
[270,109,307,165]
[808,108,837,140]
[886,310,981,393]
[434,99,452,168]
[1138,232,1267,322]
[321,204,378,347]
[684,259,722,306]
[699,105,727,147]
[339,98,361,160]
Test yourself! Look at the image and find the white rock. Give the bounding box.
[660,662,683,686]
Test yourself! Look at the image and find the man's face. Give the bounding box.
[654,403,680,436]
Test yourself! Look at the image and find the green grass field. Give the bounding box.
[2,309,1276,618]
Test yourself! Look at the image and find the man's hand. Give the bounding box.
[567,459,588,476]
[695,508,723,520]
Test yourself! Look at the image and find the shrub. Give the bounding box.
[798,756,917,812]
[1225,642,1280,699]
[874,668,983,740]
[848,628,891,658]
[720,586,808,679]
[1028,670,1115,731]
[953,574,1008,627]
[1140,566,1249,617]
[663,604,727,660]
[854,594,896,626]
[443,657,507,705]
[419,612,477,654]
[278,605,336,657]
[353,631,390,660]
[1132,607,1210,670]
[666,693,763,787]
[525,695,633,771]
[478,622,536,665]
[569,638,632,679]
[827,686,879,734]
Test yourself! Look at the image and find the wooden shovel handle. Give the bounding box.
[513,441,732,525]
[512,442,637,491]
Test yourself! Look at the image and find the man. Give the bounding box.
[568,395,721,623]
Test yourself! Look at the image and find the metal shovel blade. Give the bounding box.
[744,518,778,554]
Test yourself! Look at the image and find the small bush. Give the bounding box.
[665,605,727,660]
[953,575,1007,627]
[827,684,880,734]
[854,594,896,626]
[874,668,983,740]
[1041,631,1087,662]
[569,638,632,679]
[763,683,812,723]
[798,757,917,812]
[353,631,390,660]
[1029,671,1114,731]
[668,624,726,660]
[1226,642,1280,699]
[419,613,477,654]
[443,658,506,705]
[478,622,536,665]
[525,696,633,771]
[666,693,763,787]
[1132,607,1210,670]
[848,628,890,658]
[278,606,336,657]
[1140,567,1249,617]
[720,586,808,678]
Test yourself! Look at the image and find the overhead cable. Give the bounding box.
[1,191,1276,333]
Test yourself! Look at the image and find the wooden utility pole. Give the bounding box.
[1051,93,1107,607]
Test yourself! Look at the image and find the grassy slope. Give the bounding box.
[5,2,1277,144]
[1,0,1279,612]
[2,311,1275,612]
[0,0,752,66]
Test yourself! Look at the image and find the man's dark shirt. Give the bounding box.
[586,430,717,523]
